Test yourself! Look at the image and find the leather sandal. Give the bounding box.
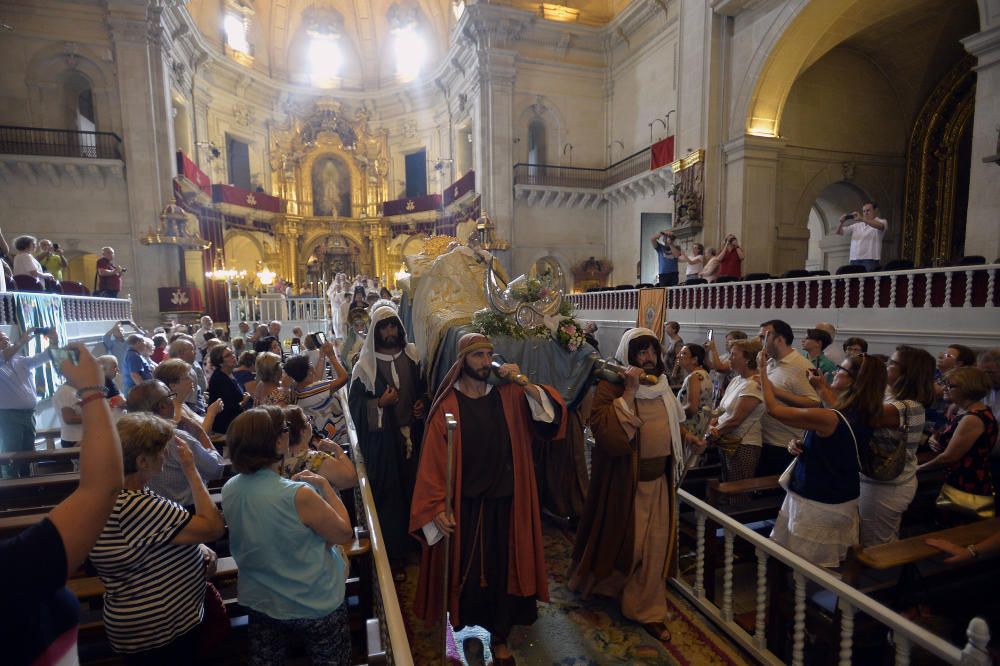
[491,641,517,665]
[642,621,672,643]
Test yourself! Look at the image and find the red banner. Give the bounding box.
[175,151,211,194]
[157,286,204,313]
[443,170,475,206]
[382,193,442,217]
[650,136,675,170]
[211,184,283,213]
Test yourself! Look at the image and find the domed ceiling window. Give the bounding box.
[303,6,346,88]
[388,4,427,83]
[224,13,250,53]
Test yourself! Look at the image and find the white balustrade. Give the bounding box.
[671,489,990,666]
[569,265,999,355]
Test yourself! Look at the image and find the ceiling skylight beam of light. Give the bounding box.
[393,23,427,83]
[309,36,342,88]
[224,13,250,54]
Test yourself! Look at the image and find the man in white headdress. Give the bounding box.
[569,327,703,644]
[348,304,428,568]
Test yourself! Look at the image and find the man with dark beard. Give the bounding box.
[410,333,566,665]
[569,327,702,644]
[349,305,427,571]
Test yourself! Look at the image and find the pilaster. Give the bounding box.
[106,0,176,323]
[962,23,1000,262]
[721,134,786,275]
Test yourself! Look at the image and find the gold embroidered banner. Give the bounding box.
[637,288,667,341]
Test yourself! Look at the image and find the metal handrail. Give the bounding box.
[340,389,414,665]
[513,145,653,189]
[674,489,987,664]
[0,124,123,160]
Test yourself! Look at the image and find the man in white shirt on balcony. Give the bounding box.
[836,201,887,272]
[757,319,820,476]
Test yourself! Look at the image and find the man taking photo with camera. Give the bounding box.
[837,201,886,272]
[650,230,681,287]
[718,234,745,279]
[36,240,68,282]
[95,246,126,298]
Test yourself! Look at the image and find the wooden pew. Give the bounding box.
[68,536,372,603]
[707,474,781,503]
[845,517,1000,583]
[0,446,80,465]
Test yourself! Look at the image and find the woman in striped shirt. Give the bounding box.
[89,413,226,664]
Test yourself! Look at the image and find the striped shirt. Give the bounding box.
[295,379,347,441]
[89,490,205,654]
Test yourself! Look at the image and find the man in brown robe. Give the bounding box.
[409,333,566,665]
[569,327,699,643]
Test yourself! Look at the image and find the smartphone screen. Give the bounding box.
[290,344,301,355]
[314,332,326,346]
[707,329,714,342]
[50,347,80,367]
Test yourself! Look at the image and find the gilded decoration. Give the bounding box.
[668,149,704,229]
[267,100,393,287]
[901,57,976,266]
[269,99,390,219]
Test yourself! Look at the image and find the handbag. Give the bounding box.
[935,483,996,519]
[716,432,743,455]
[781,409,861,491]
[861,401,910,481]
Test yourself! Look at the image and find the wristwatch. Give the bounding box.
[967,544,979,559]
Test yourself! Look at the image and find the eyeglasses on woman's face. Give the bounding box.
[835,365,857,378]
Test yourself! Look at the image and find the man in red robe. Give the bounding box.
[410,333,566,665]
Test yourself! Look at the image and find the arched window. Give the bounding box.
[60,71,96,156]
[527,119,547,164]
[527,118,546,178]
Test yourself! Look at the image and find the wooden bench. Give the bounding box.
[69,536,371,603]
[846,517,1000,576]
[707,474,781,503]
[0,447,80,465]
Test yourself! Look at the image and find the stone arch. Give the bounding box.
[24,42,117,132]
[736,0,978,138]
[516,97,566,164]
[223,230,268,275]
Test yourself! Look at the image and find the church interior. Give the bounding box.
[1,0,999,663]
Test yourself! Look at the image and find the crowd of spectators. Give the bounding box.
[664,319,1000,571]
[0,309,361,663]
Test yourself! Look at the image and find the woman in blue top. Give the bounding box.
[222,407,355,666]
[759,350,886,568]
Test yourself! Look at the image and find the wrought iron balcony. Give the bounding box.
[0,125,123,160]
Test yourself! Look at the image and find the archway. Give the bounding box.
[303,234,362,290]
[805,181,871,272]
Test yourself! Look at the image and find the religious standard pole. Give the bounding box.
[442,413,458,665]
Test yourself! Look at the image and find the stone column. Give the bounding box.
[472,48,517,268]
[106,1,176,324]
[962,21,1000,261]
[275,217,301,286]
[721,135,786,275]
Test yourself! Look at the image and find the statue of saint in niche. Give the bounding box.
[312,155,352,217]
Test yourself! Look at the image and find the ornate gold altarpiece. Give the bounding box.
[264,100,399,287]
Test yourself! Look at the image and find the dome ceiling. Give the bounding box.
[185,0,628,92]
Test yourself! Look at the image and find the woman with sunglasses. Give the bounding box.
[222,407,354,666]
[281,405,357,490]
[254,351,291,407]
[154,358,225,437]
[919,367,997,524]
[759,351,886,567]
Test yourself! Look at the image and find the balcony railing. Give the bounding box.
[513,146,652,189]
[0,292,133,327]
[567,264,999,357]
[0,125,123,160]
